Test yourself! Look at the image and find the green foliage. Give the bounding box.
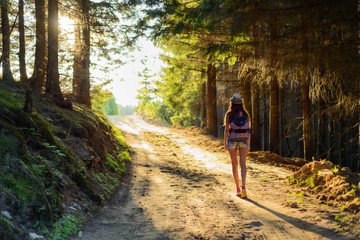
[42,214,84,240]
[334,214,352,226]
[351,183,360,197]
[136,66,175,122]
[0,173,34,204]
[0,134,21,156]
[120,150,131,162]
[0,89,131,239]
[135,36,204,127]
[41,142,66,157]
[158,64,202,126]
[331,166,339,174]
[287,175,296,184]
[91,85,114,112]
[0,90,23,109]
[111,123,128,146]
[119,105,135,115]
[95,173,120,198]
[305,177,315,188]
[104,97,119,115]
[136,100,174,123]
[287,175,315,188]
[0,217,13,239]
[105,152,126,174]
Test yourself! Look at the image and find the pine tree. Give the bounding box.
[46,0,64,100]
[1,0,15,83]
[19,0,27,83]
[29,0,46,93]
[73,0,91,107]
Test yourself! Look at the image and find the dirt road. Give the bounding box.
[73,115,358,240]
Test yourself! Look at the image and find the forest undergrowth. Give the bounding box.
[288,161,360,215]
[251,150,360,216]
[0,84,131,240]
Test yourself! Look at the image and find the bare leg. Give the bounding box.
[228,149,240,190]
[238,147,249,188]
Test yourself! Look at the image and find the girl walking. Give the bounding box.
[224,93,251,198]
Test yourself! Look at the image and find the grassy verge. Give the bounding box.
[0,89,130,239]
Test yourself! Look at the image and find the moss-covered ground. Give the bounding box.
[0,87,130,239]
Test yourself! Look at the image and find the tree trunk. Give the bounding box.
[356,0,360,172]
[30,0,46,93]
[358,113,360,172]
[316,99,328,159]
[340,120,348,168]
[73,4,82,99]
[201,69,207,129]
[73,0,91,107]
[1,0,15,83]
[261,83,269,151]
[19,0,27,83]
[279,86,286,155]
[329,122,341,166]
[207,63,217,137]
[46,0,64,100]
[301,71,312,161]
[24,87,33,113]
[300,13,313,161]
[269,78,280,154]
[82,0,91,107]
[269,17,280,154]
[241,76,251,115]
[251,83,261,151]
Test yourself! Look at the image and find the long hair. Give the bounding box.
[224,102,251,127]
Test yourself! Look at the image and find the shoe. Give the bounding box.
[236,191,241,197]
[241,190,247,199]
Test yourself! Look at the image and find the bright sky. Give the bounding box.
[105,38,164,107]
[58,14,163,107]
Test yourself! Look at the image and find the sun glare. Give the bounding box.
[106,38,165,107]
[59,16,74,33]
[56,14,164,108]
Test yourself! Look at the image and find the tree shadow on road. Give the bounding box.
[244,198,353,240]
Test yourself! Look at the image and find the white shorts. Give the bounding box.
[227,139,249,149]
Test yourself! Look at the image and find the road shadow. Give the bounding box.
[71,159,172,240]
[243,198,353,240]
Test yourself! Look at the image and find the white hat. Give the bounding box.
[230,93,244,104]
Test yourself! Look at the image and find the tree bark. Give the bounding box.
[329,122,341,165]
[316,99,328,159]
[201,69,207,129]
[300,12,313,161]
[207,63,217,137]
[19,0,27,83]
[81,0,91,107]
[73,0,91,107]
[46,0,64,100]
[241,76,251,116]
[269,16,280,154]
[30,0,46,93]
[251,83,261,151]
[358,0,360,172]
[73,3,82,99]
[261,83,269,151]
[301,77,312,161]
[269,77,280,154]
[1,0,15,83]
